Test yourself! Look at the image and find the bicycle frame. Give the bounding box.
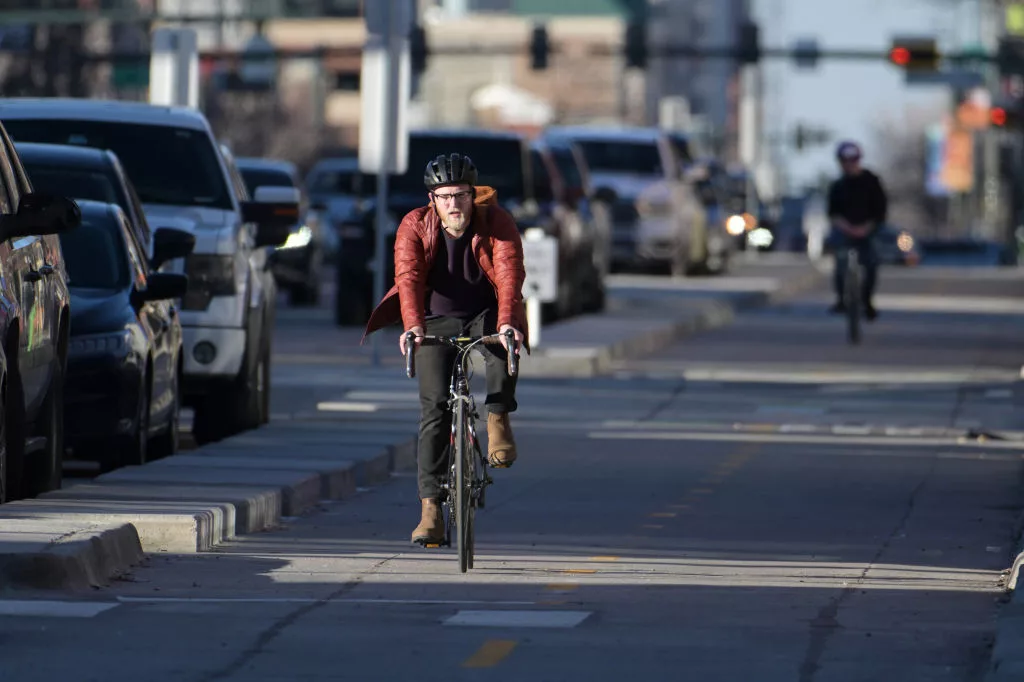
[404,330,518,571]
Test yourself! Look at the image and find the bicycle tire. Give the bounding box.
[844,252,861,345]
[454,398,473,573]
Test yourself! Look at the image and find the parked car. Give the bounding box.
[529,140,607,317]
[305,155,369,258]
[0,121,81,502]
[236,156,323,306]
[542,126,709,276]
[15,142,154,249]
[0,99,298,444]
[333,129,544,326]
[60,200,191,471]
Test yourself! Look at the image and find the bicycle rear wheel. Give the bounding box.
[454,399,474,573]
[844,252,861,345]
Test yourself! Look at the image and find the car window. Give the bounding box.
[0,132,19,214]
[240,167,295,196]
[120,211,149,285]
[121,172,153,246]
[220,151,250,202]
[21,164,120,205]
[573,140,664,176]
[58,210,130,290]
[3,119,233,209]
[548,146,583,192]
[307,168,359,196]
[529,150,555,203]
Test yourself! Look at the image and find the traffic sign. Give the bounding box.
[522,231,558,303]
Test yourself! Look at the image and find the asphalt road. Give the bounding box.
[10,261,1024,682]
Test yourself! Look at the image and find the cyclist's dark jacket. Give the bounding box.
[827,169,888,233]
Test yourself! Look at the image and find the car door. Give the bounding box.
[0,129,49,413]
[121,212,174,427]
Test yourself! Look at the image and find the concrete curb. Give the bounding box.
[0,520,144,591]
[520,267,823,378]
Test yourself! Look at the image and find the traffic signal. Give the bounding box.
[888,36,939,72]
[530,23,549,71]
[737,21,760,65]
[410,24,428,77]
[989,104,1024,130]
[998,37,1024,77]
[624,20,647,69]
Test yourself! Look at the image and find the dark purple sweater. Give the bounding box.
[425,223,497,319]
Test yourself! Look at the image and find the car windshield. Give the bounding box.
[21,162,123,208]
[574,140,663,176]
[390,135,526,200]
[240,167,294,196]
[307,166,361,196]
[548,146,584,190]
[4,119,232,209]
[58,211,129,290]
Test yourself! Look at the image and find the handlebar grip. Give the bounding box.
[405,332,417,379]
[505,329,519,377]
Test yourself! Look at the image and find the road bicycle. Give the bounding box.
[404,329,518,572]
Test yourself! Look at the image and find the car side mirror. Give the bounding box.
[151,227,196,269]
[242,185,301,247]
[1,192,81,239]
[135,272,189,304]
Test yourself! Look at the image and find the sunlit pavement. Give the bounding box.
[10,263,1024,681]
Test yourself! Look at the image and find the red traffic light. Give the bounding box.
[890,46,911,66]
[991,106,1008,126]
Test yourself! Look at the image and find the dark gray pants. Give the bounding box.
[415,310,518,499]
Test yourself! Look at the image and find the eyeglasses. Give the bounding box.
[432,190,473,204]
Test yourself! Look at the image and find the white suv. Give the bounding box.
[0,99,297,444]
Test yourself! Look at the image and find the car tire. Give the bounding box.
[149,366,180,460]
[4,368,25,501]
[191,333,269,445]
[25,360,64,498]
[103,380,149,472]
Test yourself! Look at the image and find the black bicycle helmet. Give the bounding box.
[424,153,478,190]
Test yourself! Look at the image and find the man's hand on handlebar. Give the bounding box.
[498,324,523,354]
[399,326,424,356]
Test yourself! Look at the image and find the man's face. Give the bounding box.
[431,184,473,233]
[839,156,861,176]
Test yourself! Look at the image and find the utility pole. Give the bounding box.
[980,0,1002,240]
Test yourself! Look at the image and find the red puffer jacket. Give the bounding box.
[362,186,528,343]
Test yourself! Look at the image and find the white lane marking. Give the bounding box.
[0,600,118,618]
[116,596,537,606]
[444,610,592,628]
[316,401,380,412]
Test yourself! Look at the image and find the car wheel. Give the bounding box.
[191,334,268,445]
[25,360,64,498]
[149,367,180,460]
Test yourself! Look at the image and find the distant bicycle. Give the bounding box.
[404,329,519,573]
[843,246,861,345]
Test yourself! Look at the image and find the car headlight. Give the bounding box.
[897,232,914,252]
[279,225,313,250]
[725,214,747,236]
[69,330,131,357]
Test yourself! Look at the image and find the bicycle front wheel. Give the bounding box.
[454,398,474,573]
[844,256,861,345]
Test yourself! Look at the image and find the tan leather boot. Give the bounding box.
[487,412,517,468]
[410,498,444,544]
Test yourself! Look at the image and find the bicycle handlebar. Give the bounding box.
[404,330,520,379]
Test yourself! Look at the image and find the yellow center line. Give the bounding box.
[589,556,620,562]
[562,568,598,574]
[463,640,518,668]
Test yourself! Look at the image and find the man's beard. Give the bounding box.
[441,209,468,234]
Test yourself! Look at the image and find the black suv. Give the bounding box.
[333,129,537,326]
[0,121,81,502]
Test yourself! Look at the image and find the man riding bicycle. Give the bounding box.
[826,141,888,320]
[363,152,526,545]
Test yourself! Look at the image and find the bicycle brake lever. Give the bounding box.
[405,332,417,378]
